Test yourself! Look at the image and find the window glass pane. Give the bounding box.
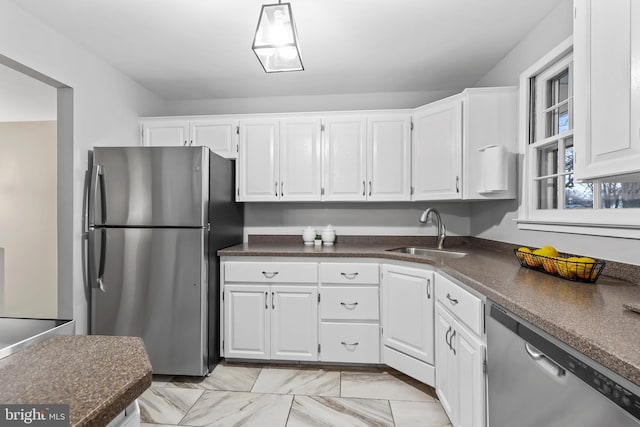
[538,178,558,209]
[600,182,640,208]
[565,175,593,209]
[545,103,569,137]
[537,145,558,177]
[558,70,569,102]
[564,138,574,173]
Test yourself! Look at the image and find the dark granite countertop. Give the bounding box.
[0,336,152,426]
[219,236,640,387]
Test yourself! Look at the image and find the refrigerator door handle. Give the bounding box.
[89,164,107,226]
[97,229,107,292]
[88,228,106,292]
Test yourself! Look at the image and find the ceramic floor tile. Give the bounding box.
[390,400,452,427]
[286,395,393,427]
[151,375,175,387]
[180,390,292,427]
[340,371,435,402]
[169,364,262,391]
[251,368,340,396]
[141,424,181,427]
[138,386,204,425]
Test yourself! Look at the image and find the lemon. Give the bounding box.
[536,246,559,257]
[542,256,558,274]
[556,257,575,279]
[516,247,530,264]
[575,257,596,280]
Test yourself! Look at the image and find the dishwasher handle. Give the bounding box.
[525,343,566,377]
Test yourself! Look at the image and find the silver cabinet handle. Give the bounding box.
[456,176,460,193]
[271,292,275,309]
[183,140,188,146]
[369,180,372,197]
[280,181,284,197]
[362,181,366,196]
[525,343,566,377]
[446,293,459,305]
[445,326,452,348]
[341,341,359,347]
[340,272,359,279]
[426,278,431,299]
[189,140,194,146]
[275,182,278,197]
[340,302,359,309]
[262,271,279,279]
[265,291,268,309]
[450,330,456,355]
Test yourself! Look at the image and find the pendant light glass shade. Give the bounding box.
[252,2,304,73]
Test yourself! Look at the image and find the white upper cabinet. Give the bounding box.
[322,116,368,201]
[141,120,190,147]
[238,119,279,201]
[367,115,412,201]
[412,97,463,200]
[574,0,640,179]
[237,118,321,202]
[190,119,238,159]
[279,119,322,201]
[141,118,238,158]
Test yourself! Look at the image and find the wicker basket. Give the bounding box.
[513,249,605,283]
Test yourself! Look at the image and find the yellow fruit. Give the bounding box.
[516,247,530,263]
[542,256,558,274]
[537,246,559,257]
[518,247,531,253]
[556,258,575,279]
[575,257,596,280]
[566,257,581,277]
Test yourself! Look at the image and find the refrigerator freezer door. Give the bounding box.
[91,147,209,227]
[90,227,208,376]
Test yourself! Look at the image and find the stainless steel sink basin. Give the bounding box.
[386,247,468,259]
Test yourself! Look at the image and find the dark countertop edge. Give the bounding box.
[218,241,640,386]
[80,369,152,426]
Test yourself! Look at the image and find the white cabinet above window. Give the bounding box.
[574,0,640,180]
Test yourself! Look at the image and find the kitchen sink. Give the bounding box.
[386,247,468,259]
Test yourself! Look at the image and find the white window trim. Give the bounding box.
[517,36,640,239]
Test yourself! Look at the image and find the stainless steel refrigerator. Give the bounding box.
[87,146,243,376]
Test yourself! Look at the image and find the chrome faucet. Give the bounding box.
[419,208,446,249]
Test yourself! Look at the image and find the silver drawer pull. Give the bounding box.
[341,272,359,279]
[446,293,459,305]
[262,271,279,279]
[341,341,359,347]
[340,302,359,309]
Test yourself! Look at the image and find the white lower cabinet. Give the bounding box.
[319,322,380,364]
[435,274,486,427]
[223,284,318,361]
[381,264,435,386]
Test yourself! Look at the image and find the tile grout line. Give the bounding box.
[176,388,206,427]
[283,394,295,427]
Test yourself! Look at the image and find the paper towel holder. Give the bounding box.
[478,145,508,193]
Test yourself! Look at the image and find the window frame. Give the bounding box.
[517,36,640,238]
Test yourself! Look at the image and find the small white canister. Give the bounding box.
[302,227,316,246]
[321,225,336,246]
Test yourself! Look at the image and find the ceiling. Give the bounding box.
[11,0,563,101]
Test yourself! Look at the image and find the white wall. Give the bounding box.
[471,0,640,266]
[0,121,57,317]
[244,202,471,242]
[0,0,166,332]
[0,65,56,121]
[162,90,457,116]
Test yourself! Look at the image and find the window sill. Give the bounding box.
[516,219,640,239]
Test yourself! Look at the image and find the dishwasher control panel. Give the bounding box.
[567,355,640,420]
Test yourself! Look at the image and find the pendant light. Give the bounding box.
[252,1,304,73]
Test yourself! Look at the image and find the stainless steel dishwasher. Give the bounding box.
[486,301,640,427]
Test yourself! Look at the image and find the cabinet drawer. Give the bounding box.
[320,323,380,364]
[225,262,317,283]
[320,287,379,320]
[435,274,483,335]
[320,263,379,284]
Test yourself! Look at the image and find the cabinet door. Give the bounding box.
[435,304,458,426]
[223,285,270,359]
[368,116,411,201]
[574,0,640,179]
[279,119,322,201]
[270,286,318,361]
[141,120,190,147]
[238,120,279,201]
[412,99,462,200]
[322,117,367,201]
[454,319,485,427]
[190,119,238,159]
[381,265,434,364]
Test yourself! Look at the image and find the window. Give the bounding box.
[519,38,640,237]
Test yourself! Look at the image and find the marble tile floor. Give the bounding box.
[139,363,452,427]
